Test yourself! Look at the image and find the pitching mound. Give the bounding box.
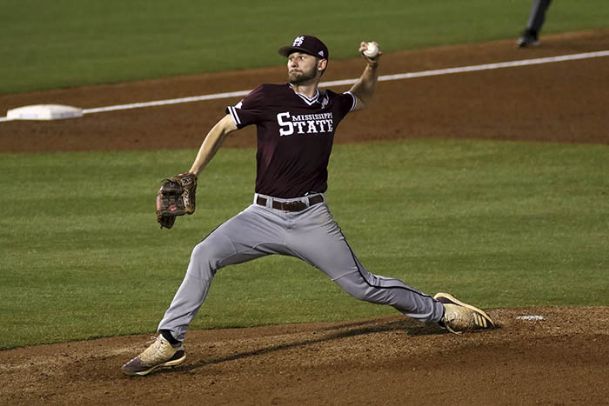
[1,307,608,404]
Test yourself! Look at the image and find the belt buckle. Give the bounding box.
[281,200,306,212]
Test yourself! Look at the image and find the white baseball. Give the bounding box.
[363,42,379,58]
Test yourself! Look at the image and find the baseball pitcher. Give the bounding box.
[122,35,495,376]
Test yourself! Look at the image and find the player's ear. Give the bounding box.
[317,58,328,72]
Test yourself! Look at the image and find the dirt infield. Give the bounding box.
[1,30,609,152]
[1,30,609,405]
[2,308,609,405]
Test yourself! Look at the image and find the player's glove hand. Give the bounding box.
[155,172,197,229]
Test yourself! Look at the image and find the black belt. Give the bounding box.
[256,195,324,212]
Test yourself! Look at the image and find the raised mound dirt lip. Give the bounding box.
[1,307,608,405]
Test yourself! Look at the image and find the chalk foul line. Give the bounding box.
[0,50,607,122]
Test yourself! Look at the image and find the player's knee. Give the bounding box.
[335,277,371,302]
[349,289,371,302]
[189,239,226,276]
[336,276,393,305]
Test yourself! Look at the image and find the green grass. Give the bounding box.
[1,0,608,93]
[1,139,608,348]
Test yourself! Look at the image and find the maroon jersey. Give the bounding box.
[227,84,356,198]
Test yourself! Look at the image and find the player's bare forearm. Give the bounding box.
[350,63,379,110]
[188,115,238,175]
[350,42,381,110]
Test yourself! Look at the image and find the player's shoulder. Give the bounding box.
[322,89,356,110]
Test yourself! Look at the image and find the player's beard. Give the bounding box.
[288,65,318,85]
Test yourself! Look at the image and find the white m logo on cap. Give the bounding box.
[293,36,305,47]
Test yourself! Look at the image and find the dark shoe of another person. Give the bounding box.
[121,334,186,376]
[435,292,495,334]
[517,31,540,48]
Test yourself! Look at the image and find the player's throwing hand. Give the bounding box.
[360,41,382,65]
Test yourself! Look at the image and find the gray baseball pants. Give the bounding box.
[158,194,444,341]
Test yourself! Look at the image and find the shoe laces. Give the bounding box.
[441,308,463,334]
[443,304,491,333]
[139,335,175,363]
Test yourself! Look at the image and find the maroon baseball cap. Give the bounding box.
[278,35,329,60]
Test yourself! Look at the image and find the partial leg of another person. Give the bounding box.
[518,0,553,47]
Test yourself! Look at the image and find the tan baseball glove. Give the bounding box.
[155,173,197,229]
